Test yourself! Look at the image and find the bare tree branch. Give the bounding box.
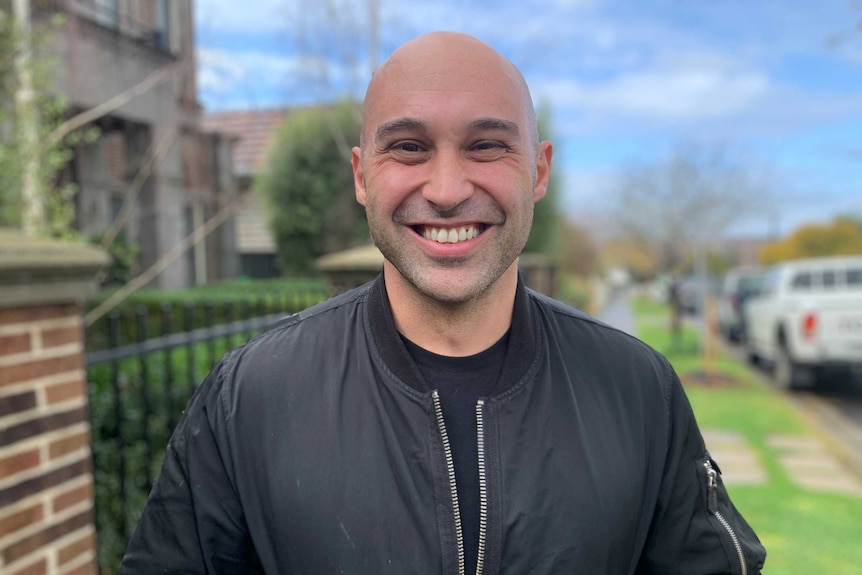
[610,143,772,273]
[45,58,188,150]
[84,192,248,326]
[282,0,377,161]
[99,127,178,249]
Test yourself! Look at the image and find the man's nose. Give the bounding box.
[421,151,474,212]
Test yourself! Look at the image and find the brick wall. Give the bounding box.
[0,304,97,575]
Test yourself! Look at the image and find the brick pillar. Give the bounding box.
[0,229,108,575]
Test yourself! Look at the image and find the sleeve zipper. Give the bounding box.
[704,459,747,575]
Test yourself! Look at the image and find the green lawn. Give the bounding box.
[631,296,670,316]
[633,298,862,575]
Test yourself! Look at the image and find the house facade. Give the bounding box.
[201,108,290,278]
[29,0,238,288]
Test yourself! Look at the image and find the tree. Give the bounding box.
[601,237,661,282]
[523,106,561,254]
[256,100,369,275]
[0,8,96,236]
[608,143,770,347]
[760,217,862,264]
[2,6,227,322]
[609,143,770,276]
[1,6,177,238]
[553,218,600,278]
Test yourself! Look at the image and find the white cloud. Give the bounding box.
[541,69,769,120]
[197,48,369,111]
[528,48,773,136]
[197,49,252,92]
[196,0,288,34]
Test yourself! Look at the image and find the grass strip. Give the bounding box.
[633,297,862,574]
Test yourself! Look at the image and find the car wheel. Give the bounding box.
[774,344,810,391]
[744,341,759,365]
[729,325,742,343]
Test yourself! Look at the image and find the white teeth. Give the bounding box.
[425,226,481,244]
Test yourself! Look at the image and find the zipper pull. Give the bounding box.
[704,460,718,514]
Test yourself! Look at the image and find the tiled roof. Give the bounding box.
[201,108,291,177]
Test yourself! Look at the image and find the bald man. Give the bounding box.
[120,33,765,574]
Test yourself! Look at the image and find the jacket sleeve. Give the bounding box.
[118,358,263,574]
[636,366,767,575]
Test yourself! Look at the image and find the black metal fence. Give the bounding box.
[85,288,328,573]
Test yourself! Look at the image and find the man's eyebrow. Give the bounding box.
[469,118,520,137]
[375,118,426,144]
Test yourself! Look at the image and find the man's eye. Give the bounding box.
[392,142,423,153]
[468,141,508,160]
[473,141,504,151]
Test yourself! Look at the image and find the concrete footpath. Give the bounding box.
[598,296,862,496]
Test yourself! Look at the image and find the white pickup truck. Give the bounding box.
[743,255,862,389]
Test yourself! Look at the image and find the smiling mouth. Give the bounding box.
[413,225,485,244]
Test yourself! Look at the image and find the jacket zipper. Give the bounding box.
[704,459,747,575]
[431,391,489,575]
[432,390,466,575]
[475,399,487,575]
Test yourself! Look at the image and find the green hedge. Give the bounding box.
[85,279,329,573]
[85,278,328,353]
[89,330,271,573]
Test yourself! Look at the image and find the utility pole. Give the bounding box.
[13,0,43,235]
[369,0,379,75]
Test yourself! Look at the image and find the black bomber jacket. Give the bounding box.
[119,275,766,574]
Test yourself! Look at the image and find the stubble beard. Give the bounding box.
[366,194,534,306]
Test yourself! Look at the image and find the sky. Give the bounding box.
[194,0,862,240]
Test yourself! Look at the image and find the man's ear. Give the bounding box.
[532,140,553,203]
[352,147,367,206]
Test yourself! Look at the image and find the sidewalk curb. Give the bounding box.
[786,393,862,482]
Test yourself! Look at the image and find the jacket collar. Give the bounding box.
[366,271,538,395]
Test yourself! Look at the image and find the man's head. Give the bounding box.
[352,31,552,306]
[358,35,540,156]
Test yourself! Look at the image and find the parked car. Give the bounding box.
[716,267,764,342]
[743,256,862,390]
[671,275,720,316]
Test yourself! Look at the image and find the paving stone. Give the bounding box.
[780,454,845,474]
[768,433,862,496]
[767,434,822,452]
[702,428,767,486]
[721,468,769,485]
[794,475,862,495]
[702,430,862,494]
[702,429,746,446]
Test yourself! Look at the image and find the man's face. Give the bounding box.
[353,37,552,305]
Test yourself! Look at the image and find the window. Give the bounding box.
[739,274,764,296]
[104,131,127,182]
[759,270,779,296]
[822,270,836,290]
[92,0,119,28]
[154,0,170,51]
[241,254,281,279]
[848,268,862,287]
[791,272,812,290]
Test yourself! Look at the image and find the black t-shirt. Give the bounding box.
[401,332,509,575]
